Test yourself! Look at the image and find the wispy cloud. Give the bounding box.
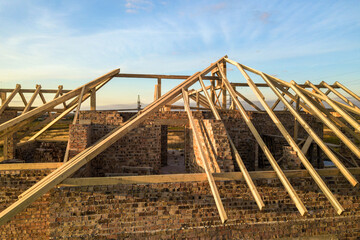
[125,0,153,13]
[0,0,359,104]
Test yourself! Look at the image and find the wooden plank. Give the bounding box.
[0,69,119,132]
[18,65,214,206]
[273,81,360,143]
[261,77,358,186]
[0,92,6,104]
[231,61,344,214]
[271,87,289,110]
[322,81,360,110]
[53,86,63,99]
[157,78,161,98]
[64,86,86,162]
[0,84,21,115]
[219,61,307,216]
[18,90,28,106]
[182,88,228,223]
[0,162,62,170]
[239,64,360,115]
[231,82,340,89]
[0,57,225,226]
[294,95,300,141]
[60,168,360,186]
[0,88,70,94]
[29,77,111,141]
[115,73,219,80]
[28,105,77,141]
[16,114,57,141]
[301,136,313,154]
[198,71,265,210]
[199,77,221,119]
[290,82,360,159]
[308,81,360,131]
[22,85,41,114]
[335,81,360,102]
[90,88,96,111]
[235,89,262,111]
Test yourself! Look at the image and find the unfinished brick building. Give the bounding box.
[0,56,360,239]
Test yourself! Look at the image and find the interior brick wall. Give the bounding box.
[16,140,67,163]
[219,111,322,170]
[188,119,234,173]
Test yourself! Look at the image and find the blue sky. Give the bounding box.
[0,0,359,107]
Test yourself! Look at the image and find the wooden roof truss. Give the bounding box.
[0,56,359,225]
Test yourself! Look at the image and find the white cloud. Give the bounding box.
[125,0,153,13]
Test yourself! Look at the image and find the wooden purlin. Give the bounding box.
[228,60,344,214]
[198,76,265,210]
[0,56,225,226]
[0,69,119,133]
[182,89,228,223]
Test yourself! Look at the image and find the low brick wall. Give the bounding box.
[0,168,359,239]
[16,140,67,163]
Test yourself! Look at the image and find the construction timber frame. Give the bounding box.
[0,55,359,225]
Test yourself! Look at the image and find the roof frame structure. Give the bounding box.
[0,55,359,226]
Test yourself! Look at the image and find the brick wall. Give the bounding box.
[1,169,359,239]
[189,119,234,173]
[90,123,161,176]
[0,169,53,239]
[70,111,162,177]
[69,110,322,175]
[16,140,67,163]
[219,111,322,170]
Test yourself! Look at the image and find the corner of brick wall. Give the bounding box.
[188,119,234,173]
